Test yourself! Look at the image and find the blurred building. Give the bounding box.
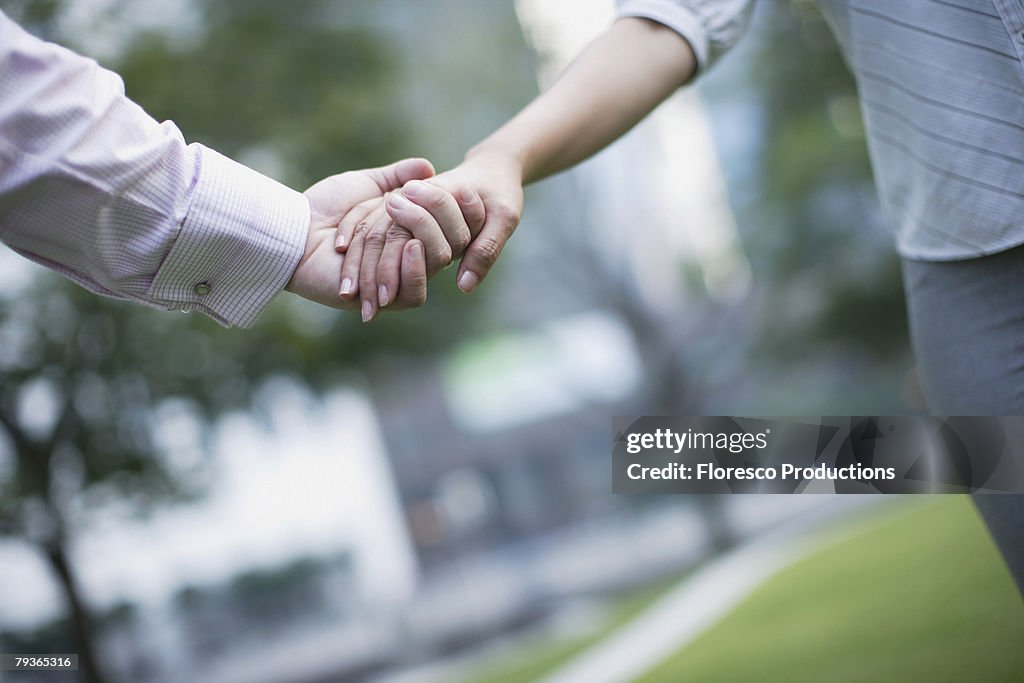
[376,312,640,571]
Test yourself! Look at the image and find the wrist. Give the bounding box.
[151,146,307,327]
[284,206,318,294]
[465,141,527,184]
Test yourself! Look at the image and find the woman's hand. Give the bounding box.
[408,148,525,294]
[347,148,524,321]
[333,182,485,321]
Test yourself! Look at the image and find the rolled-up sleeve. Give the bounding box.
[616,0,755,75]
[0,11,307,328]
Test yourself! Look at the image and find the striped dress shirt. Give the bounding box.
[0,11,308,327]
[617,0,1024,260]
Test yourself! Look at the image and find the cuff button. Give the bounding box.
[193,281,212,296]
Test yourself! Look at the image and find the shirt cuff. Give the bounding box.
[616,0,713,74]
[148,146,308,328]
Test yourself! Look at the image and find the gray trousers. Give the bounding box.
[902,246,1024,595]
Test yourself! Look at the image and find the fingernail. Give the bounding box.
[403,180,428,198]
[378,285,390,307]
[410,242,424,259]
[340,278,353,296]
[388,193,414,212]
[460,188,477,204]
[361,300,374,322]
[335,234,347,249]
[458,270,480,293]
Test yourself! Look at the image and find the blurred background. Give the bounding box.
[0,1,1021,682]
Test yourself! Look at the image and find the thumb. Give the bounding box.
[456,217,513,293]
[368,158,436,194]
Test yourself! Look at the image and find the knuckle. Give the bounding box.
[386,226,413,242]
[364,230,387,248]
[491,200,521,223]
[353,219,372,236]
[427,191,449,212]
[473,237,502,267]
[407,211,432,231]
[407,283,427,306]
[469,207,487,229]
[439,245,454,266]
[427,249,452,275]
[451,232,471,256]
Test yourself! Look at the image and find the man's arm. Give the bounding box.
[0,11,315,327]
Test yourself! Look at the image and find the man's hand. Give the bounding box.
[285,158,437,316]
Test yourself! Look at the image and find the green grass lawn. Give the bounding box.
[639,497,1024,683]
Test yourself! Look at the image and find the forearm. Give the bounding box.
[394,4,751,293]
[0,11,307,327]
[468,17,697,184]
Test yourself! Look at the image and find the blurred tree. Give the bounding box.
[0,0,62,34]
[115,0,403,187]
[0,286,214,683]
[742,0,910,367]
[0,2,486,681]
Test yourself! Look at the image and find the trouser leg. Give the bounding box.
[901,246,1024,595]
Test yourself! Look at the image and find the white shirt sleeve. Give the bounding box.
[0,11,308,328]
[615,0,756,74]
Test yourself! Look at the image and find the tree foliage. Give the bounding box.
[742,0,910,361]
[0,1,487,678]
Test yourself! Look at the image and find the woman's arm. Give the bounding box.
[475,17,697,186]
[368,17,697,304]
[363,2,752,310]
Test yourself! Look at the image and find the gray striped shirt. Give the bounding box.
[618,0,1024,260]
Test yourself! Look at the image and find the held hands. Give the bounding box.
[285,152,525,319]
[286,158,438,311]
[334,149,525,320]
[332,171,485,321]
